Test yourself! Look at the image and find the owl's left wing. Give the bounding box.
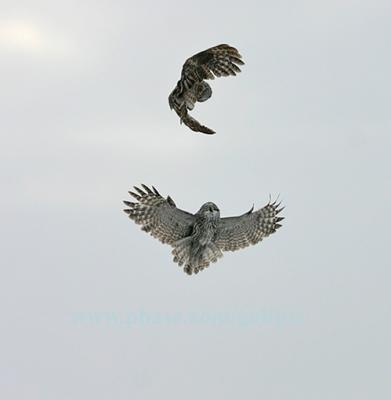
[215,200,284,252]
[123,185,195,245]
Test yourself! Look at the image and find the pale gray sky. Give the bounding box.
[1,1,390,399]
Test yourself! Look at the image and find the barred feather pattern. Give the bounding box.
[215,200,284,252]
[123,185,194,245]
[172,208,223,275]
[168,44,244,135]
[123,186,284,275]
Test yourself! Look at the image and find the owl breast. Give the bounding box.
[193,215,219,246]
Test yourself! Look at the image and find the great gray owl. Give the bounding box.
[123,185,284,275]
[168,44,244,135]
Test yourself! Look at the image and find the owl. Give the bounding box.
[123,185,284,275]
[168,44,244,135]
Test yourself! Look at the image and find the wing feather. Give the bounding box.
[181,44,244,89]
[123,185,195,245]
[215,200,284,252]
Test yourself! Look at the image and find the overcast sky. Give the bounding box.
[1,1,390,399]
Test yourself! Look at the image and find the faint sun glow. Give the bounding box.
[0,20,71,56]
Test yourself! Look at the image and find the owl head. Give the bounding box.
[197,202,220,218]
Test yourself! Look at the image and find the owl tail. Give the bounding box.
[172,237,191,264]
[181,112,216,135]
[172,238,223,275]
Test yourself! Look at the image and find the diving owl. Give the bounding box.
[123,185,284,275]
[168,44,244,135]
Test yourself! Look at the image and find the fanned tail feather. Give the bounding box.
[172,237,192,267]
[172,239,223,275]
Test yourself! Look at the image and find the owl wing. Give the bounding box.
[181,44,244,90]
[123,185,195,245]
[215,200,284,252]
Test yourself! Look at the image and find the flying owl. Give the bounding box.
[168,44,244,135]
[123,185,284,275]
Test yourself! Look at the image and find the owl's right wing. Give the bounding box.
[123,185,195,246]
[215,200,284,252]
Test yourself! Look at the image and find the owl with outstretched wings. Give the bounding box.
[168,44,244,135]
[123,185,283,275]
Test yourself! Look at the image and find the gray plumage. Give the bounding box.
[123,185,284,275]
[169,44,244,135]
